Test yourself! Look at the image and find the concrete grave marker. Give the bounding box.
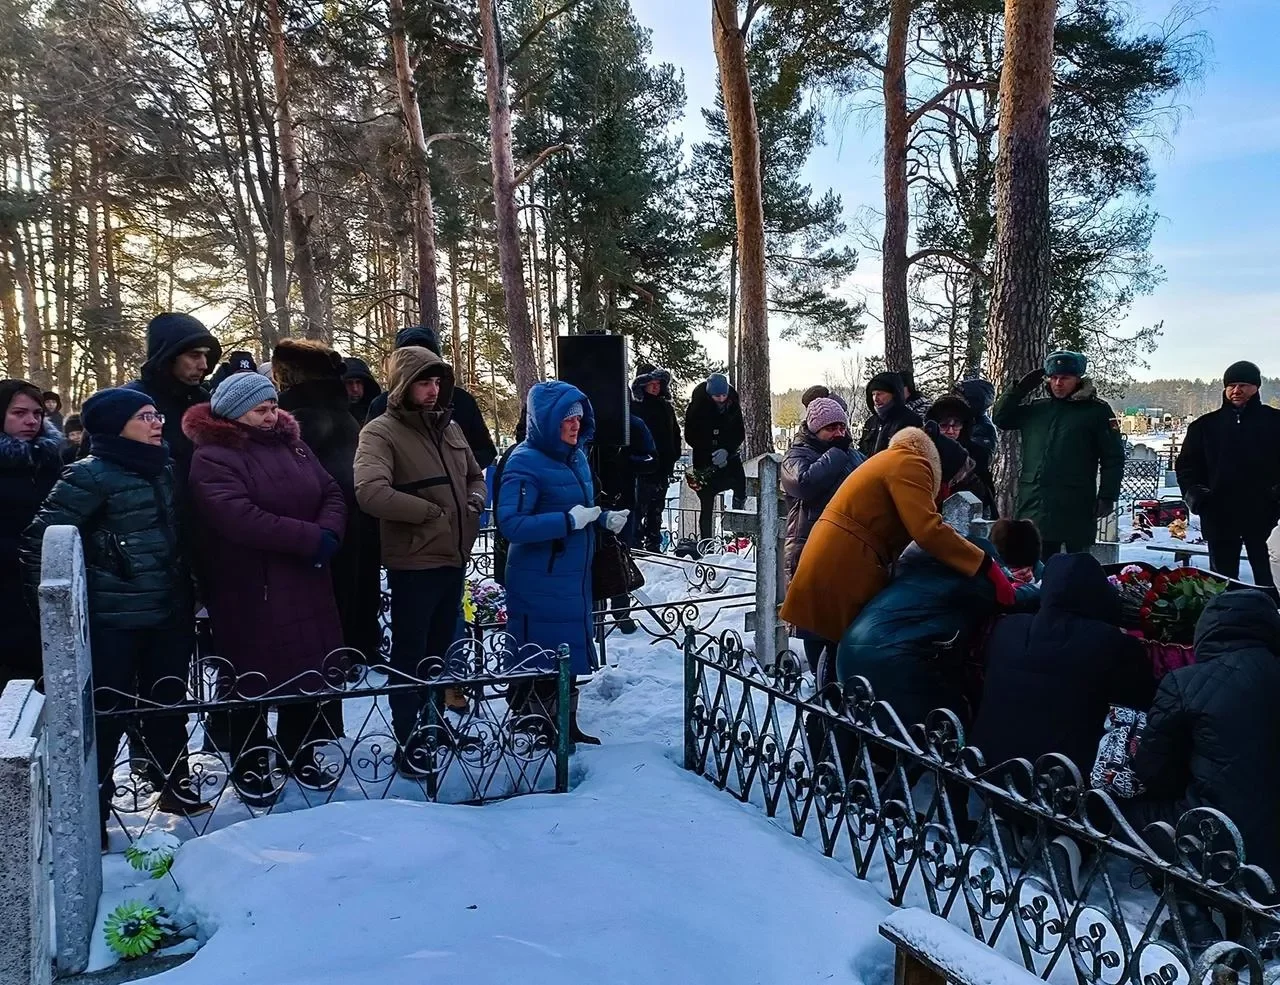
[38,525,101,976]
[0,681,51,985]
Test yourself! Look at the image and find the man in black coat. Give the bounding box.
[1125,590,1280,882]
[274,339,384,667]
[365,326,497,470]
[683,373,745,539]
[630,366,682,551]
[124,312,222,483]
[1176,361,1280,597]
[970,552,1155,778]
[858,371,922,457]
[342,357,382,426]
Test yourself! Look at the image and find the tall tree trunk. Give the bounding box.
[479,0,539,400]
[389,0,441,334]
[265,0,326,340]
[987,0,1057,511]
[527,211,546,376]
[86,146,110,391]
[712,0,772,457]
[449,247,465,383]
[8,234,48,389]
[726,238,738,383]
[0,251,22,376]
[881,0,913,377]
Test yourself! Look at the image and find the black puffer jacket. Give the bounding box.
[631,368,682,475]
[0,418,66,683]
[1176,392,1280,540]
[22,453,189,631]
[279,377,383,661]
[859,372,922,457]
[970,552,1155,777]
[780,425,864,574]
[684,381,745,469]
[1130,590,1280,878]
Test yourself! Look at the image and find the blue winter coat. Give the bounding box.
[835,536,1039,727]
[498,382,599,675]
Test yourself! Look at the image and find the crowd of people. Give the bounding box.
[3,315,1279,884]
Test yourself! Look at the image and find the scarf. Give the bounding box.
[89,435,171,476]
[874,402,894,420]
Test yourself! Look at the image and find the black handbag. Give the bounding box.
[592,528,645,601]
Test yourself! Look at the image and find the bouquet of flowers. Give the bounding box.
[1108,565,1153,630]
[685,466,717,492]
[1139,567,1227,645]
[464,578,507,628]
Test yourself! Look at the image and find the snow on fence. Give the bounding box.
[681,627,1279,985]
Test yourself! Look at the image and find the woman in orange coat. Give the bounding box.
[781,425,1016,647]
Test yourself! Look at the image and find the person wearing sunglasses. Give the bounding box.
[23,387,211,834]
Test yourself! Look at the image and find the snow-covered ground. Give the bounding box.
[92,556,889,982]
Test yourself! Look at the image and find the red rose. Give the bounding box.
[1140,606,1152,620]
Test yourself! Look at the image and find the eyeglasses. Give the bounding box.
[134,412,165,424]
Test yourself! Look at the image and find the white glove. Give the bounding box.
[569,504,602,530]
[712,449,729,468]
[603,509,629,534]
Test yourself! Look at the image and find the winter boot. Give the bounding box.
[569,688,600,746]
[611,595,638,635]
[1158,898,1222,953]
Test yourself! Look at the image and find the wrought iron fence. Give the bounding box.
[1121,458,1164,503]
[683,629,1279,985]
[98,635,572,847]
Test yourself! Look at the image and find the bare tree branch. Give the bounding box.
[514,143,570,187]
[508,0,586,65]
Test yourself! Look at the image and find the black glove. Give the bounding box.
[1095,498,1115,520]
[1185,485,1211,514]
[1017,369,1046,392]
[312,529,341,566]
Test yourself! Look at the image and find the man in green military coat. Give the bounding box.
[993,351,1124,560]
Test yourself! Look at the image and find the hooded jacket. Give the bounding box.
[992,375,1124,546]
[497,382,599,675]
[1175,392,1280,540]
[836,536,1037,728]
[969,552,1154,777]
[683,379,745,470]
[955,379,997,455]
[859,372,923,457]
[781,425,864,575]
[341,357,382,425]
[780,426,987,643]
[185,405,346,687]
[631,368,683,474]
[125,314,223,481]
[926,394,996,518]
[354,347,485,572]
[1129,590,1280,878]
[364,327,497,469]
[0,408,66,683]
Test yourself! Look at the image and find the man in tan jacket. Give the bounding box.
[354,346,486,775]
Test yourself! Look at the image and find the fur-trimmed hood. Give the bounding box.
[632,367,673,402]
[888,426,943,497]
[0,417,63,467]
[182,401,301,449]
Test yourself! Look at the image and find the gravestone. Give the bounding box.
[752,454,787,667]
[0,681,51,985]
[38,525,101,976]
[678,480,701,541]
[941,491,983,538]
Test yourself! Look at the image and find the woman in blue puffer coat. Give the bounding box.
[498,382,628,744]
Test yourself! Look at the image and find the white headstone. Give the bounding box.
[752,454,787,666]
[0,682,51,985]
[38,526,101,975]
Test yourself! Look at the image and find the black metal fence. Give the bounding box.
[98,635,572,846]
[683,629,1279,985]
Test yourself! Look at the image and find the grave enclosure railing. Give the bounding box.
[683,628,1279,985]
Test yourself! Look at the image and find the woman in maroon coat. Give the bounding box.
[184,372,347,805]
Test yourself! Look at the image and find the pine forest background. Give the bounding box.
[0,0,1211,437]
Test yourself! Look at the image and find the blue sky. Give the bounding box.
[629,0,1280,391]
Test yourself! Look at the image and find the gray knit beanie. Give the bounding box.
[211,371,278,420]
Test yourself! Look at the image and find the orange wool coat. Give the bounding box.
[780,427,987,643]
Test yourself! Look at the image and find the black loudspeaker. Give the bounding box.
[556,333,630,447]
